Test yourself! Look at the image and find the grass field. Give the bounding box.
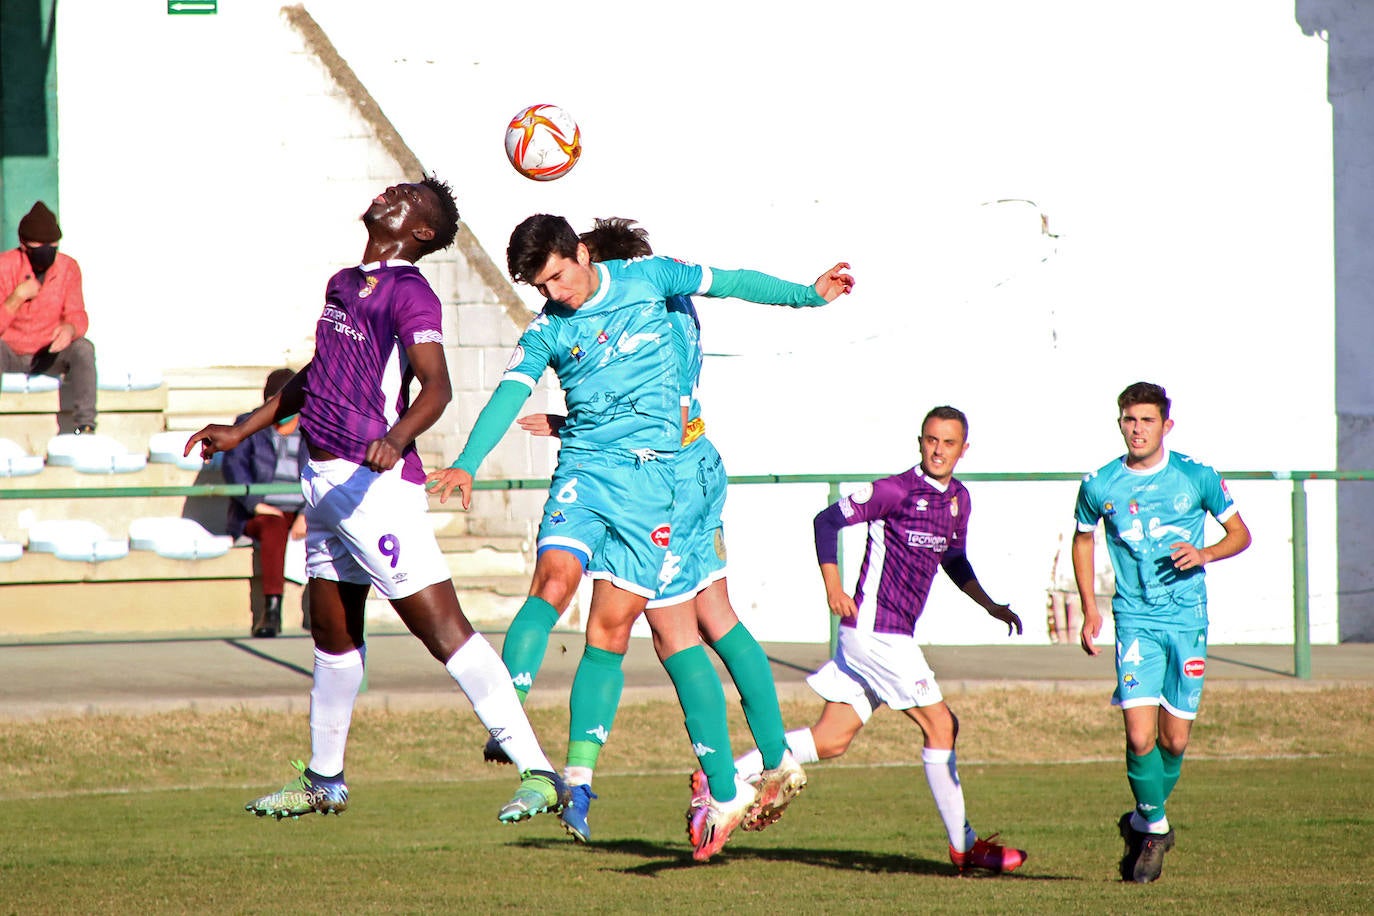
[3,687,1372,914]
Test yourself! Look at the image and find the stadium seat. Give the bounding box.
[128,517,233,560]
[147,430,211,471]
[46,433,148,474]
[0,438,44,477]
[26,519,129,562]
[0,539,22,562]
[97,366,165,391]
[0,372,60,393]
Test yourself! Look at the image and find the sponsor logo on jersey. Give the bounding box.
[1128,500,1139,515]
[1174,493,1192,512]
[586,725,610,743]
[358,276,379,298]
[597,329,609,344]
[652,524,672,548]
[906,531,949,552]
[839,497,855,519]
[916,498,929,512]
[570,344,584,361]
[657,550,682,594]
[1183,657,1206,678]
[512,672,533,689]
[691,741,715,756]
[392,571,408,584]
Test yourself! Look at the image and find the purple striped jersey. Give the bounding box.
[298,260,444,485]
[814,467,971,636]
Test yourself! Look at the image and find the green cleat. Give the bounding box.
[498,769,570,824]
[245,760,349,820]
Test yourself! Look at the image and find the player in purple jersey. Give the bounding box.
[185,176,568,825]
[726,407,1028,875]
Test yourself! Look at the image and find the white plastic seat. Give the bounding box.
[128,517,233,560]
[46,433,147,473]
[147,430,207,471]
[0,438,44,477]
[26,519,129,562]
[97,366,164,391]
[0,372,60,393]
[0,539,22,562]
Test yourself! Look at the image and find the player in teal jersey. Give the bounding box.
[513,218,803,857]
[1072,381,1251,884]
[427,214,853,859]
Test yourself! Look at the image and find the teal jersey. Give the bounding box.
[1074,449,1236,625]
[502,257,711,453]
[666,294,703,421]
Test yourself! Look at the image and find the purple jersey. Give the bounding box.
[298,260,443,485]
[814,467,971,636]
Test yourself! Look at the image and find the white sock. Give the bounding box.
[1132,811,1170,834]
[923,747,975,851]
[734,727,819,781]
[564,765,594,787]
[445,634,553,774]
[308,645,366,777]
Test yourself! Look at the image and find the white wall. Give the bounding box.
[54,0,1336,643]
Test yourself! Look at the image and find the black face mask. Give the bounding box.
[24,244,57,273]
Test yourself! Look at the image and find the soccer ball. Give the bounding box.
[504,104,582,181]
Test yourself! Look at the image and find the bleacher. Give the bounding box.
[0,367,533,640]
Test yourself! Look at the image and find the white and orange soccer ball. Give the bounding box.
[504,104,582,181]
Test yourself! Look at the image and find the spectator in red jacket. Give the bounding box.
[0,201,97,434]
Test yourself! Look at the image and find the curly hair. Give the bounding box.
[417,173,461,257]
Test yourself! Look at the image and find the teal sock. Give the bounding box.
[1158,742,1184,801]
[500,596,560,702]
[711,622,787,770]
[566,645,625,770]
[662,645,736,802]
[1126,745,1167,826]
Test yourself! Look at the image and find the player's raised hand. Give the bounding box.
[1079,606,1103,656]
[184,423,244,461]
[516,413,566,438]
[813,262,855,302]
[426,466,475,509]
[988,602,1023,637]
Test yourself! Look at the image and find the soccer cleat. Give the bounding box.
[559,784,598,842]
[686,769,711,847]
[244,760,348,820]
[482,734,513,766]
[744,751,807,832]
[1131,828,1176,883]
[949,834,1028,874]
[1117,811,1143,880]
[498,769,570,824]
[690,778,758,862]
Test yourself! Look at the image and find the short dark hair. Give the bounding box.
[263,368,295,399]
[507,214,580,284]
[1117,381,1171,420]
[417,174,460,257]
[580,217,652,261]
[923,405,968,439]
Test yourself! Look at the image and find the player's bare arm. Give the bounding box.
[958,579,1022,636]
[1071,529,1103,656]
[516,413,566,437]
[364,341,451,472]
[184,364,310,461]
[1169,512,1251,571]
[813,262,855,302]
[425,466,474,508]
[819,563,858,618]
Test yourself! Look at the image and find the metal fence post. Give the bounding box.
[1291,478,1311,679]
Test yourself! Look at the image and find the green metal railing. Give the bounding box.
[5,469,1368,679]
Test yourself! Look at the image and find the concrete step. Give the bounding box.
[3,412,167,456]
[0,545,251,585]
[1,385,168,414]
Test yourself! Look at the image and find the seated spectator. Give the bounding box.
[0,202,98,434]
[223,368,306,638]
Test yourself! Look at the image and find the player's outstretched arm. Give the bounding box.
[183,364,310,461]
[425,379,533,509]
[943,553,1021,636]
[426,466,474,509]
[1071,529,1103,656]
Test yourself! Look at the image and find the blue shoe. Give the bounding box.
[245,760,348,820]
[560,784,598,842]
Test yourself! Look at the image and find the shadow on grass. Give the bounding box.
[510,836,1071,880]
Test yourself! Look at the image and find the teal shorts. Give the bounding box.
[537,447,674,598]
[644,435,728,608]
[1112,623,1209,719]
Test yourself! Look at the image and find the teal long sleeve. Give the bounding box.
[451,380,531,475]
[705,268,826,307]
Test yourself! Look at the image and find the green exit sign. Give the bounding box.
[167,1,217,13]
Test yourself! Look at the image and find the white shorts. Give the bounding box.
[805,626,943,723]
[301,457,451,600]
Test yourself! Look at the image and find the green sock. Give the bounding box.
[711,622,787,770]
[1158,742,1184,801]
[662,645,736,802]
[566,645,625,771]
[1126,745,1167,826]
[500,596,560,702]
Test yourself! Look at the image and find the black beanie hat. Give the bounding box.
[17,201,61,244]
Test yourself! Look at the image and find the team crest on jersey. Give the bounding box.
[570,344,584,362]
[596,329,609,344]
[548,510,567,526]
[1174,493,1192,512]
[1121,673,1140,691]
[1128,500,1139,515]
[651,524,672,548]
[1103,501,1116,517]
[950,496,959,517]
[358,276,379,298]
